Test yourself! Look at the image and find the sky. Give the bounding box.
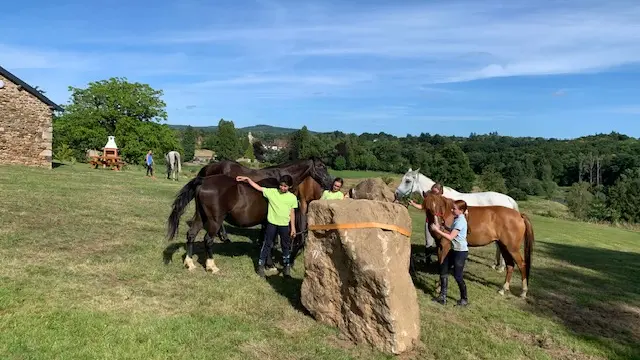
[1,0,640,139]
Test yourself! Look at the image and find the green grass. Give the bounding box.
[329,169,401,180]
[1,163,639,359]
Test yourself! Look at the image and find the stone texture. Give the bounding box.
[0,74,54,168]
[348,178,396,202]
[301,199,419,355]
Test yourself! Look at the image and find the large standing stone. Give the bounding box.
[301,199,419,355]
[348,178,396,202]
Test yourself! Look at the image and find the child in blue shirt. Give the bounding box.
[430,199,469,306]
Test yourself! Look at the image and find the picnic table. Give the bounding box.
[89,155,125,171]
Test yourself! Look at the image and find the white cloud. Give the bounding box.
[1,0,639,126]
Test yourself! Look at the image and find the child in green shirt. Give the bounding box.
[236,174,298,278]
[321,177,345,200]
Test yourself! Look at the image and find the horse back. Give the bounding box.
[465,206,525,244]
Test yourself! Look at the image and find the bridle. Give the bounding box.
[395,173,421,207]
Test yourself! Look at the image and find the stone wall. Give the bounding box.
[0,74,53,168]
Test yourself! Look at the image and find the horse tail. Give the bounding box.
[177,152,182,173]
[167,175,202,241]
[521,213,534,283]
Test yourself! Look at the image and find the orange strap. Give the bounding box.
[308,222,412,237]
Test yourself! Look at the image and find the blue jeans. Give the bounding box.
[440,250,468,300]
[259,223,291,267]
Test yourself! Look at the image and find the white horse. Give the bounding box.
[395,168,519,272]
[165,151,182,181]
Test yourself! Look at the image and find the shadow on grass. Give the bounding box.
[265,275,310,315]
[409,244,504,298]
[522,242,640,360]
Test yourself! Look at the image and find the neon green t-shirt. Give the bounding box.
[321,190,344,200]
[263,188,299,226]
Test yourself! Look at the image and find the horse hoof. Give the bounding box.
[498,289,505,296]
[205,259,220,274]
[223,239,231,244]
[520,292,527,299]
[184,258,197,271]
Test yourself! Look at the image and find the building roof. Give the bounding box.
[0,65,64,111]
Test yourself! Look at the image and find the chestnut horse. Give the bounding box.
[184,158,332,243]
[422,192,535,298]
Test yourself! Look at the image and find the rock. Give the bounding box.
[301,199,419,355]
[348,178,396,202]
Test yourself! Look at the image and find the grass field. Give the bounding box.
[1,163,639,360]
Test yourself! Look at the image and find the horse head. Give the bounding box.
[395,167,421,201]
[308,157,333,190]
[422,192,454,229]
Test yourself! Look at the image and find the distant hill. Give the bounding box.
[168,124,314,135]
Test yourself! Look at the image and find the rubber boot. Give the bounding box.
[456,280,468,307]
[433,276,448,305]
[256,265,265,278]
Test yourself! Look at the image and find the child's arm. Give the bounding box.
[289,208,296,237]
[236,176,264,192]
[430,223,459,241]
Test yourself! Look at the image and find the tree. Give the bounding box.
[182,126,196,162]
[607,168,640,223]
[566,182,593,220]
[434,143,476,192]
[289,126,321,160]
[244,143,256,161]
[480,165,507,193]
[334,156,346,170]
[213,119,242,160]
[53,77,176,164]
[64,77,167,134]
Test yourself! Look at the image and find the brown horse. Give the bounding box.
[167,159,332,272]
[422,192,535,298]
[290,176,324,263]
[182,158,332,243]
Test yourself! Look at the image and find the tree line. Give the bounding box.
[52,77,640,225]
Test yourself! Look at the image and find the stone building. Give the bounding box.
[0,65,63,168]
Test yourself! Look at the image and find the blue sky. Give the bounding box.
[2,0,639,139]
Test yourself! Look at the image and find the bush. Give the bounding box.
[333,156,346,170]
[507,188,528,201]
[566,182,593,220]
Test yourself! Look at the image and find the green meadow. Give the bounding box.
[1,163,638,360]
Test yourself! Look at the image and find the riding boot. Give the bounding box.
[433,276,448,305]
[256,265,265,278]
[456,281,468,307]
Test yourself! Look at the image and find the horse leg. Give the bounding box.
[434,241,451,295]
[497,243,516,296]
[217,223,231,243]
[492,242,506,272]
[506,248,528,298]
[202,227,221,274]
[184,222,199,271]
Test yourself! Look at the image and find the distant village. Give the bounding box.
[191,132,289,165]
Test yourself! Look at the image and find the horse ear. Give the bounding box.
[415,167,420,173]
[407,168,413,172]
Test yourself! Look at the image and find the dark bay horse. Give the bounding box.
[187,158,332,243]
[422,192,535,298]
[167,160,332,272]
